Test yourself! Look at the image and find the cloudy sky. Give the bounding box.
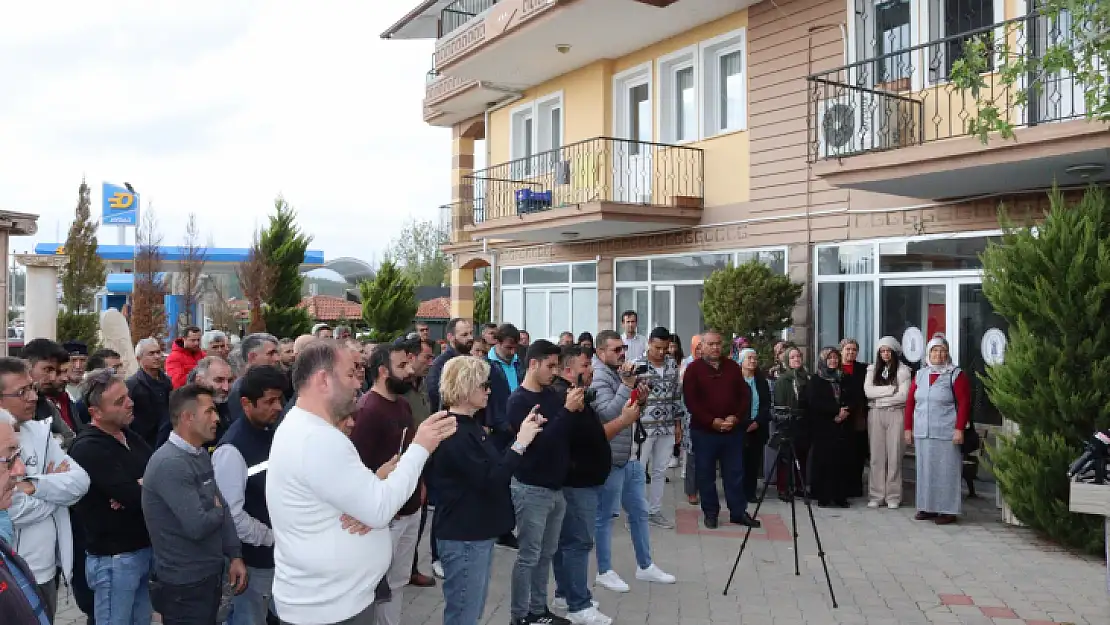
[0,1,455,263]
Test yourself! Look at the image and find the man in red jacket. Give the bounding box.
[681,330,760,530]
[165,326,206,389]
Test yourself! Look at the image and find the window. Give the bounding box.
[929,0,997,81]
[657,29,747,142]
[658,46,698,144]
[875,0,912,83]
[702,28,747,136]
[499,262,596,339]
[509,91,564,177]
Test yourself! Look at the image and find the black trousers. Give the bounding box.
[811,433,852,503]
[742,433,765,502]
[150,573,222,625]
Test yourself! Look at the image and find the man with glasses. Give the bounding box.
[127,338,173,449]
[69,368,155,625]
[589,331,675,594]
[0,409,48,624]
[0,356,91,622]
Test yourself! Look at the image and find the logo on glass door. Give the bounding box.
[902,327,924,363]
[981,328,1007,366]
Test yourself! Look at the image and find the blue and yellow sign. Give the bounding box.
[102,182,138,226]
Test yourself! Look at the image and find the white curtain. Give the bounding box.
[842,282,875,362]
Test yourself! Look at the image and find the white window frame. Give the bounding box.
[612,63,654,145]
[509,90,564,177]
[498,260,597,340]
[657,45,700,144]
[701,27,747,138]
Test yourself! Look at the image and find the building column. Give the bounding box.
[16,254,67,342]
[450,262,475,320]
[451,123,476,239]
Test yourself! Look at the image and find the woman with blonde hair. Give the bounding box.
[904,334,969,525]
[428,356,544,625]
[864,337,911,509]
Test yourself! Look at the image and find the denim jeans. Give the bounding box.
[552,486,601,612]
[227,566,274,625]
[594,461,653,573]
[437,538,495,625]
[509,479,566,620]
[691,429,747,520]
[86,547,153,625]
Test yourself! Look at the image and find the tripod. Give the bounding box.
[722,432,838,608]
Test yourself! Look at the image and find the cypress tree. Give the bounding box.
[259,197,313,338]
[360,260,418,343]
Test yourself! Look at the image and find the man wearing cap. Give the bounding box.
[63,341,89,403]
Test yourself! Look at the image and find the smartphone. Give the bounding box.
[630,387,642,404]
[398,427,408,456]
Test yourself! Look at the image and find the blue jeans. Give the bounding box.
[553,486,601,612]
[691,428,747,520]
[437,539,495,625]
[510,479,566,619]
[85,547,153,625]
[594,461,652,573]
[227,566,273,625]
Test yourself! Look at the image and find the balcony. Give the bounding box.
[463,136,703,243]
[423,53,512,126]
[808,13,1110,199]
[439,202,476,247]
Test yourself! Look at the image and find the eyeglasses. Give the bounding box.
[0,451,22,469]
[0,386,36,400]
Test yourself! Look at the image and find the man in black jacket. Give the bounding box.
[126,337,172,448]
[425,318,473,411]
[0,412,47,625]
[69,368,155,625]
[550,346,613,625]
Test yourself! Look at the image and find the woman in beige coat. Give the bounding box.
[863,336,911,508]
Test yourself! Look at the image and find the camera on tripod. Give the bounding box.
[768,405,804,450]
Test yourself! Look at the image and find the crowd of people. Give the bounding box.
[0,311,976,625]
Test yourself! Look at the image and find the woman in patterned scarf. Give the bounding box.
[805,346,855,508]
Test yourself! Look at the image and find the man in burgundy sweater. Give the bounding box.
[681,330,761,530]
[350,342,420,625]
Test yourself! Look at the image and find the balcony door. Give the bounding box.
[613,64,653,204]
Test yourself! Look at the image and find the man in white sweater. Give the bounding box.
[266,339,457,625]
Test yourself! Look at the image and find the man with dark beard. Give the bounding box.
[425,318,473,410]
[349,343,420,625]
[159,356,233,450]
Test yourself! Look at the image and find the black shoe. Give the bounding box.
[777,493,793,503]
[704,516,719,529]
[526,609,571,625]
[497,533,519,550]
[730,513,762,529]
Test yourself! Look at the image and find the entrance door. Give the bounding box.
[879,277,1007,425]
[614,68,653,204]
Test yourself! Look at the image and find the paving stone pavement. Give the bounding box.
[52,473,1110,625]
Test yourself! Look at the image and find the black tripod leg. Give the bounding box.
[723,444,779,596]
[792,445,839,608]
[787,444,800,576]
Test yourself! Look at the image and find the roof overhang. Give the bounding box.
[381,0,455,40]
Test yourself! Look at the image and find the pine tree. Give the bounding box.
[700,260,803,361]
[360,260,417,343]
[60,179,107,313]
[982,186,1110,555]
[473,281,491,326]
[259,196,313,338]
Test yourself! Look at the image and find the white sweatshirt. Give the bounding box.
[267,406,428,624]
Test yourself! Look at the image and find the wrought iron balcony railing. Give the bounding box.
[464,136,704,225]
[808,11,1101,162]
[439,202,475,244]
[441,0,499,39]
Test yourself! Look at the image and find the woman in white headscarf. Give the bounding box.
[864,336,911,509]
[903,334,970,524]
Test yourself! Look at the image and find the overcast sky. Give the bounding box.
[0,1,453,263]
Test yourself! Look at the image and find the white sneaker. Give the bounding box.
[635,564,676,584]
[867,500,881,509]
[554,598,599,612]
[887,502,900,509]
[432,560,444,578]
[594,570,629,593]
[567,606,613,625]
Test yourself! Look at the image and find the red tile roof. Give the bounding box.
[416,297,450,320]
[300,295,363,322]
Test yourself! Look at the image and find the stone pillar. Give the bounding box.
[450,262,475,320]
[16,254,67,342]
[452,122,476,240]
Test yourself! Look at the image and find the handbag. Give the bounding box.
[948,370,981,455]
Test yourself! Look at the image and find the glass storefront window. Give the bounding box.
[649,254,731,281]
[878,236,997,272]
[500,263,597,340]
[572,288,597,337]
[736,249,786,275]
[958,283,1006,426]
[572,264,597,283]
[818,244,874,275]
[502,268,521,285]
[817,282,874,358]
[502,289,523,327]
[524,290,546,335]
[523,265,570,284]
[616,260,649,282]
[615,288,649,328]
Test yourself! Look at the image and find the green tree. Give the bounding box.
[61,178,107,313]
[981,186,1110,554]
[259,196,313,338]
[360,260,417,342]
[130,209,168,343]
[57,311,99,347]
[952,0,1109,143]
[385,218,450,287]
[473,281,491,326]
[700,260,803,361]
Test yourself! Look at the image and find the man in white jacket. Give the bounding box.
[267,340,458,625]
[0,356,91,622]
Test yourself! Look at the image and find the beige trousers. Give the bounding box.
[868,406,906,505]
